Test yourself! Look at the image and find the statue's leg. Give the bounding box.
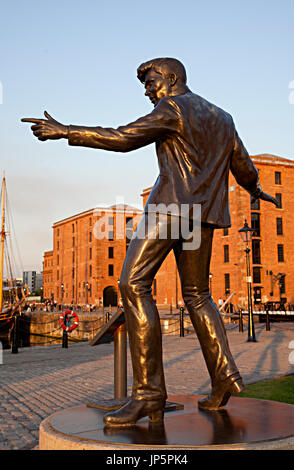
[174,224,244,409]
[104,215,177,426]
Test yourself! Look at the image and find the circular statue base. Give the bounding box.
[39,395,294,450]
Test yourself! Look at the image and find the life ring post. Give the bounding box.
[62,329,68,348]
[60,310,79,348]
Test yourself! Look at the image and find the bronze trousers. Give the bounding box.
[119,215,241,402]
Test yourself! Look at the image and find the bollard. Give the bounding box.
[265,305,271,331]
[179,307,185,337]
[11,314,19,354]
[239,309,243,333]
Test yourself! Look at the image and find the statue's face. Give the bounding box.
[144,69,171,106]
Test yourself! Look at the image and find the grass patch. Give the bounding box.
[240,374,294,405]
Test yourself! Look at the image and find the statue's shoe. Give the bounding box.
[103,398,165,427]
[198,377,245,411]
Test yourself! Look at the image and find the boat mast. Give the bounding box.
[0,172,6,311]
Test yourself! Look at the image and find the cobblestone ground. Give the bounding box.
[0,322,294,450]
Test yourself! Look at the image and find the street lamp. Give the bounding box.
[85,282,89,309]
[238,220,257,342]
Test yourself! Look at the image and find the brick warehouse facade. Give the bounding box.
[43,153,294,309]
[42,205,142,307]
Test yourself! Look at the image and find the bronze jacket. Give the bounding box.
[68,92,261,227]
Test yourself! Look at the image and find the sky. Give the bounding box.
[0,0,294,275]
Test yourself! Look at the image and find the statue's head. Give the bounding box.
[137,58,187,106]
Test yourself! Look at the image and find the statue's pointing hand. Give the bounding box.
[21,111,68,141]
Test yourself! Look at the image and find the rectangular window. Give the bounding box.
[89,231,92,242]
[89,217,92,227]
[224,245,229,263]
[275,193,282,209]
[108,231,114,241]
[250,196,260,210]
[253,266,261,284]
[251,213,260,237]
[275,171,281,185]
[57,228,60,237]
[276,217,283,235]
[72,251,75,263]
[72,223,75,233]
[108,247,114,259]
[57,240,59,250]
[108,216,114,226]
[126,217,133,241]
[89,247,92,260]
[224,273,230,295]
[72,237,75,247]
[223,228,229,236]
[72,268,75,279]
[89,265,92,277]
[108,264,114,276]
[252,240,261,264]
[253,286,262,304]
[57,270,59,281]
[57,254,59,265]
[277,244,284,262]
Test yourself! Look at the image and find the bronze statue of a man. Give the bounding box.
[22,58,277,427]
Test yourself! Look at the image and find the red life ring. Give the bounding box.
[59,310,79,332]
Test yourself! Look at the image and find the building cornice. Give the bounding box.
[52,205,142,228]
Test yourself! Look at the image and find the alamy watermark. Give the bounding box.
[289,80,294,104]
[92,197,202,250]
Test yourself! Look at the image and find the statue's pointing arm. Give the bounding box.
[67,99,179,152]
[22,99,179,152]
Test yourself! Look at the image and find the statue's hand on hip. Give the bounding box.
[21,111,68,141]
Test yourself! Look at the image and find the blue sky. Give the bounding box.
[0,0,294,273]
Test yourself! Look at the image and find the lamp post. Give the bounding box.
[85,281,89,308]
[61,283,64,312]
[238,220,257,342]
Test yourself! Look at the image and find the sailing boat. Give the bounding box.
[0,173,29,348]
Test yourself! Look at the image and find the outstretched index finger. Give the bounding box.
[21,118,45,124]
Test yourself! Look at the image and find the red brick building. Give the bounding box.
[42,205,142,307]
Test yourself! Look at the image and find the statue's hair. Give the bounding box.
[137,58,187,84]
